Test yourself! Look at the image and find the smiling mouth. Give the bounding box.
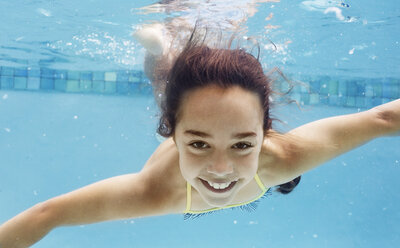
[200,178,238,193]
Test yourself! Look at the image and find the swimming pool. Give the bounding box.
[1,0,399,247]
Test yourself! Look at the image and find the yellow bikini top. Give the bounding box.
[184,173,269,214]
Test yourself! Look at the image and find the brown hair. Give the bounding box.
[157,30,301,194]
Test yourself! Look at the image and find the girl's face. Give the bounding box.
[174,85,264,207]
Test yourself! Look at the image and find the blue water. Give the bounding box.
[0,90,399,248]
[1,0,400,247]
[0,0,399,77]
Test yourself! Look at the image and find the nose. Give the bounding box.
[207,152,233,176]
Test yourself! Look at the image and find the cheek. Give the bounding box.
[178,150,204,176]
[236,152,260,174]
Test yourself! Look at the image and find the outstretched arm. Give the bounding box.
[0,174,147,247]
[0,138,183,248]
[0,157,183,248]
[263,99,400,184]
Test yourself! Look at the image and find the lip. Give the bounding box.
[199,178,237,193]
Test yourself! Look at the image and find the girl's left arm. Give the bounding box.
[265,99,400,182]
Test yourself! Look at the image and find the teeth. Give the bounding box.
[207,181,234,190]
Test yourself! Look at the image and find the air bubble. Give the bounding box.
[37,8,52,17]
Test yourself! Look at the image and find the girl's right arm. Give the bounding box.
[0,174,153,247]
[0,139,184,248]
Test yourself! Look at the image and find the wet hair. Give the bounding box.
[276,175,301,194]
[157,30,301,195]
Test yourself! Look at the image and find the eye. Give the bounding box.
[189,141,209,149]
[232,142,253,150]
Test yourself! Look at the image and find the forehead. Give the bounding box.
[177,85,264,131]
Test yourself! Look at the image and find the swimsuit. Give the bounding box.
[183,173,271,219]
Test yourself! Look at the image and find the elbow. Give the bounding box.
[31,200,59,230]
[372,107,400,136]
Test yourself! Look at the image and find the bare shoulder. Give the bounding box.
[139,138,187,214]
[257,131,300,187]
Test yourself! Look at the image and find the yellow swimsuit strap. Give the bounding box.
[185,180,192,213]
[184,173,268,214]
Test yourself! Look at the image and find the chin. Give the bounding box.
[203,195,235,208]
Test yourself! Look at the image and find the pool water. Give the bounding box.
[0,0,399,77]
[1,90,399,248]
[0,0,399,247]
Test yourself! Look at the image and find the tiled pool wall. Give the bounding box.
[279,76,400,108]
[0,66,152,96]
[0,66,399,109]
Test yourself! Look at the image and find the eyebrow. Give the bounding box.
[184,130,211,138]
[233,132,257,139]
[184,130,257,139]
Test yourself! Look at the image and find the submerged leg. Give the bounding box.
[133,23,174,107]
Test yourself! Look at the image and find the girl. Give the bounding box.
[0,25,399,248]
